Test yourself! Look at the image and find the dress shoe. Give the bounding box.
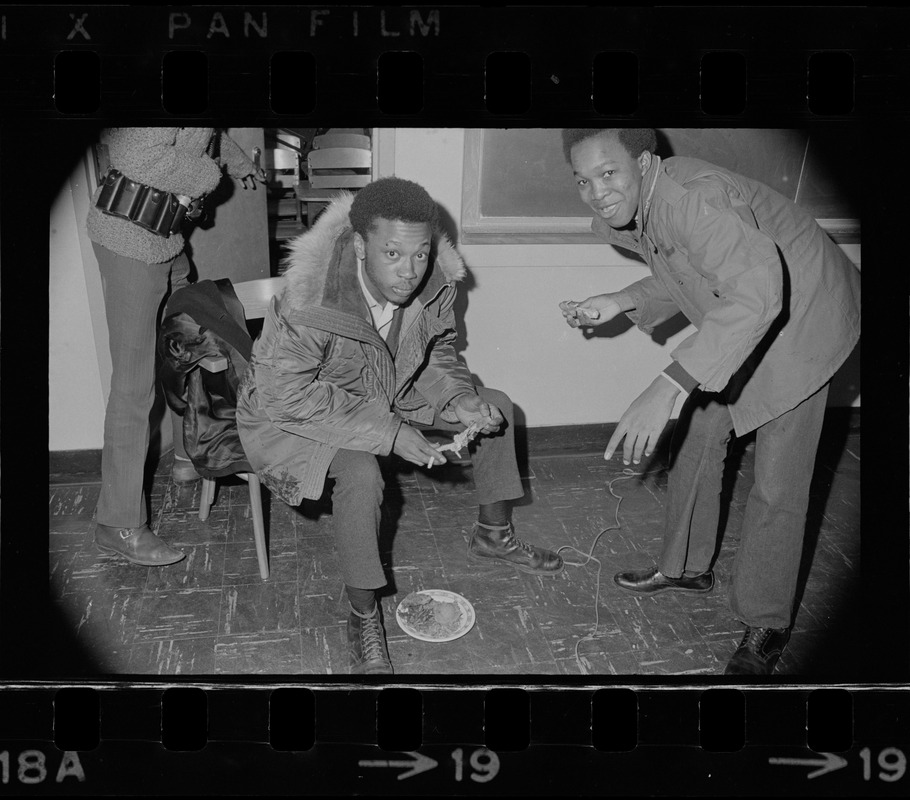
[613,565,714,594]
[172,456,201,484]
[94,524,186,567]
[723,626,791,676]
[348,604,393,675]
[468,522,564,575]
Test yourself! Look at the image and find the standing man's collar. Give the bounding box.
[636,154,662,230]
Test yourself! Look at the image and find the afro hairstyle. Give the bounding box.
[349,176,439,238]
[561,128,658,163]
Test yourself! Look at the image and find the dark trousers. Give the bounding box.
[657,383,829,629]
[327,386,524,589]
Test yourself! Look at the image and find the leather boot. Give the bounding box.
[348,605,394,675]
[468,522,564,575]
[94,524,186,566]
[723,626,791,675]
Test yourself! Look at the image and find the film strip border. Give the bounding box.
[0,6,906,120]
[1,686,907,794]
[4,6,908,796]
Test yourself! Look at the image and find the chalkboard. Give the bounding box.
[462,128,859,243]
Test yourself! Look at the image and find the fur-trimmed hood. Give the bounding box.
[280,192,466,314]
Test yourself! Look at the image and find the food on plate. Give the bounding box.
[398,592,465,639]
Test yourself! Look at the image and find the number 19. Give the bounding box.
[860,748,906,782]
[451,748,500,783]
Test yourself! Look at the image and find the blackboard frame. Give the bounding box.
[460,129,860,245]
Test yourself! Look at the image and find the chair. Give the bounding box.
[311,133,372,151]
[306,147,372,189]
[197,276,286,580]
[297,138,372,226]
[262,138,303,224]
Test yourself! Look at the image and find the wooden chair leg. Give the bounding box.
[199,478,216,522]
[244,472,270,580]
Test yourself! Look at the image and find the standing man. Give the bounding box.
[87,127,262,567]
[559,128,860,675]
[237,177,563,675]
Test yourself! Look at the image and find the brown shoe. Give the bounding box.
[172,456,201,484]
[94,524,186,567]
[348,605,394,675]
[468,522,564,575]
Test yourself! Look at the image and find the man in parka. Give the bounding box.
[237,177,563,675]
[559,128,860,675]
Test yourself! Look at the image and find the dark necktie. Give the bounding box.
[385,306,404,358]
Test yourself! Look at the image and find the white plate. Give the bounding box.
[396,590,476,642]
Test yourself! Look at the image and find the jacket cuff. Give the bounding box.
[662,361,699,394]
[383,417,405,456]
[439,390,476,422]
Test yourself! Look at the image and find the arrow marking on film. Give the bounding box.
[768,753,848,779]
[359,752,438,781]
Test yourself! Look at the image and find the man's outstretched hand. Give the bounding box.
[559,294,627,328]
[605,377,680,465]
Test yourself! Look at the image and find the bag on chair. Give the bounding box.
[158,279,254,479]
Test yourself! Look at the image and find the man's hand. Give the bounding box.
[605,377,680,465]
[393,424,447,467]
[559,294,625,328]
[450,393,503,435]
[238,167,268,189]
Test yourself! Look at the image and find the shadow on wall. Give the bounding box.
[435,203,476,358]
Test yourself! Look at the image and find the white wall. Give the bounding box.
[388,128,860,427]
[49,160,108,450]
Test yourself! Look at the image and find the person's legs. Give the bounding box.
[326,448,392,674]
[730,383,830,629]
[723,384,829,676]
[460,387,524,507]
[659,391,735,577]
[614,390,733,594]
[93,244,185,565]
[327,448,387,591]
[424,387,563,575]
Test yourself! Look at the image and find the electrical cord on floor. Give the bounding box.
[555,466,667,675]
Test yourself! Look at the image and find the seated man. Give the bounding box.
[237,177,563,675]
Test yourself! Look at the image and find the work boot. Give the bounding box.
[723,626,791,676]
[468,522,564,575]
[348,605,394,675]
[94,524,186,566]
